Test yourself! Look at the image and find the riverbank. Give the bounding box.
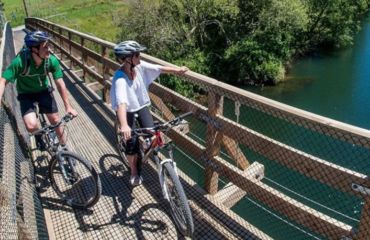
[246,13,370,130]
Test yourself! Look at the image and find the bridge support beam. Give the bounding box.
[222,135,250,170]
[205,92,223,195]
[214,162,264,208]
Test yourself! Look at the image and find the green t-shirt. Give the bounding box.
[2,54,63,94]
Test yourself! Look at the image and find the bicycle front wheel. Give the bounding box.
[49,151,102,209]
[162,162,194,237]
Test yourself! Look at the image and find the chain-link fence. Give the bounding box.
[25,17,370,239]
[0,20,48,239]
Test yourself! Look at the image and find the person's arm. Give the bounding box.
[117,103,132,141]
[54,78,78,116]
[0,77,9,105]
[160,66,189,75]
[0,56,21,105]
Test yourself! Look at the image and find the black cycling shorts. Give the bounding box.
[17,90,58,117]
[124,106,154,155]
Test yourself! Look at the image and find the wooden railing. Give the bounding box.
[26,17,370,239]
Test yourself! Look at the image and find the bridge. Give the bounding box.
[1,18,370,240]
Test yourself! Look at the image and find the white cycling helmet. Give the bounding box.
[114,40,146,58]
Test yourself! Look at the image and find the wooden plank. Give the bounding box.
[50,39,104,83]
[149,92,175,121]
[214,162,264,208]
[149,82,208,119]
[43,208,56,240]
[355,198,370,239]
[73,69,84,78]
[27,17,115,48]
[222,135,249,170]
[20,161,37,239]
[211,156,353,239]
[218,116,370,196]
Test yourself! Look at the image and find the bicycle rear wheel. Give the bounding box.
[162,162,194,237]
[114,120,129,166]
[49,151,102,209]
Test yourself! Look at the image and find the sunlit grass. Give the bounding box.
[2,0,128,42]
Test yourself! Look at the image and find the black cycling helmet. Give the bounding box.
[114,40,146,58]
[24,31,50,48]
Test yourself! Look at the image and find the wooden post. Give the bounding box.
[355,197,370,239]
[81,37,87,81]
[59,28,63,60]
[101,46,110,103]
[222,135,250,170]
[204,92,224,195]
[68,32,72,69]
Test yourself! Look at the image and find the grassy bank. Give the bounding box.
[2,0,127,42]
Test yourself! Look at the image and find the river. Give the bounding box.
[246,15,370,130]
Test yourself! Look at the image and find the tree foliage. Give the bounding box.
[117,0,370,88]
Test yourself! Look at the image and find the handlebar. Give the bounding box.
[133,111,193,136]
[31,113,76,136]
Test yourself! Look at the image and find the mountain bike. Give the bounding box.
[30,113,102,209]
[115,112,194,237]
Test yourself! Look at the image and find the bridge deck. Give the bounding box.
[12,29,269,240]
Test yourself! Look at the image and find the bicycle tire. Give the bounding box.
[49,150,102,209]
[162,162,194,237]
[114,120,129,166]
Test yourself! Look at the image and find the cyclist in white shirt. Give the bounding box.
[111,40,188,186]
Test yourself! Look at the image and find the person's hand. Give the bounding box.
[66,107,78,117]
[120,124,132,141]
[177,66,189,75]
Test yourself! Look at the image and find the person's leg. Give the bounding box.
[23,112,39,132]
[38,91,64,143]
[46,112,65,144]
[127,154,138,175]
[137,107,154,128]
[19,94,39,132]
[125,111,140,179]
[137,106,155,150]
[19,93,47,149]
[129,107,154,185]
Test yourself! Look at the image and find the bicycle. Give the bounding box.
[30,112,102,209]
[115,112,194,237]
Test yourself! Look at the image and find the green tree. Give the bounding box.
[117,0,370,87]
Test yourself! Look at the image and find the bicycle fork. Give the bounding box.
[156,154,179,201]
[56,150,75,185]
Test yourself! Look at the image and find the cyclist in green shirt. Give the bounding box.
[0,31,77,148]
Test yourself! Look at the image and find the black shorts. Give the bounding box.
[17,90,58,116]
[125,107,154,155]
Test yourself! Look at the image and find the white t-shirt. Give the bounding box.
[110,61,161,112]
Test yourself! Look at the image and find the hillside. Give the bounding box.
[2,0,127,41]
